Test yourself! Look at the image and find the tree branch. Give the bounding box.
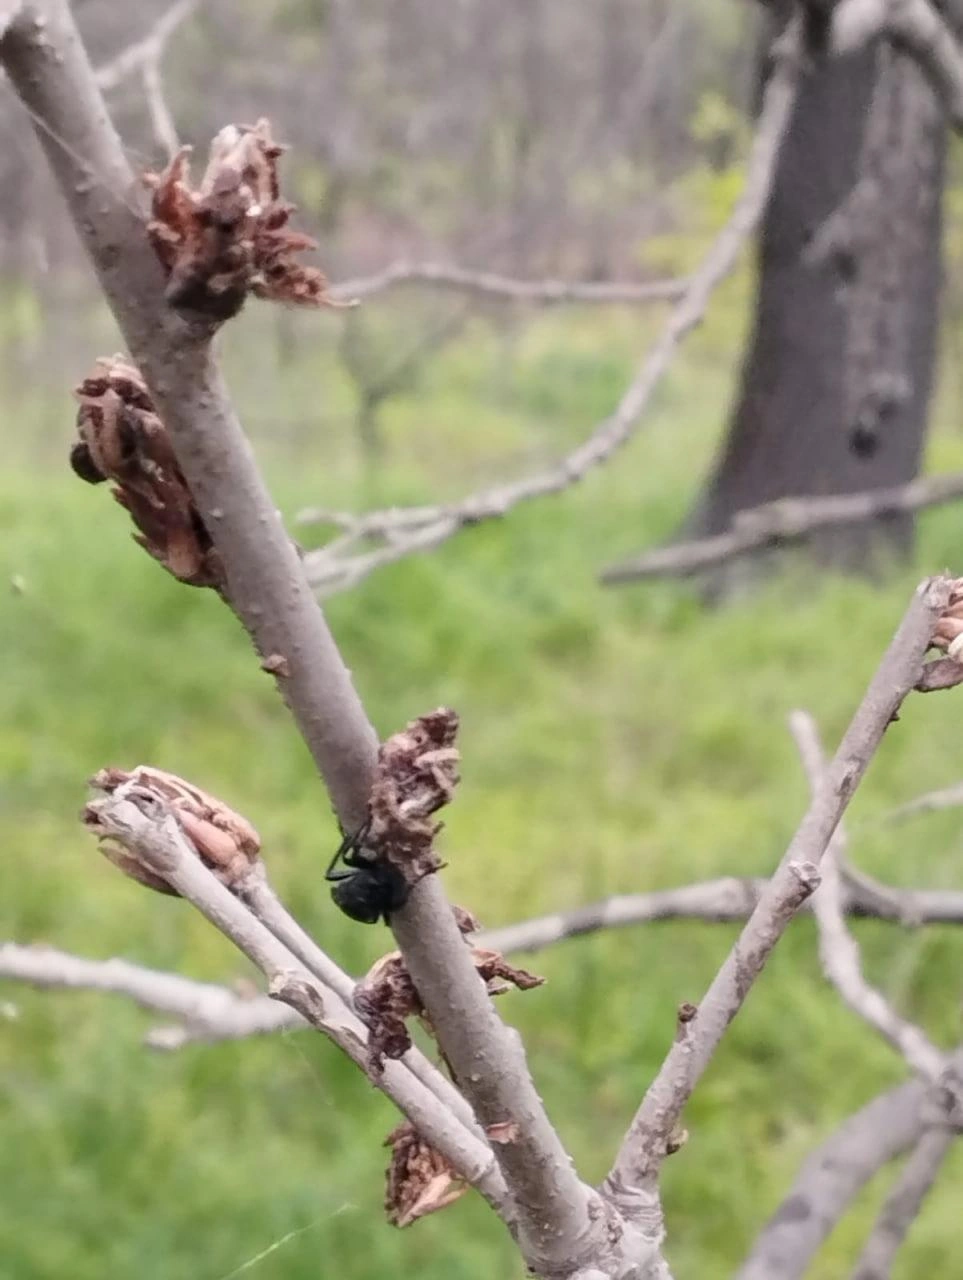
[789,710,954,1086]
[298,21,803,596]
[849,1127,955,1280]
[736,1074,935,1280]
[83,788,510,1214]
[604,577,951,1194]
[326,260,685,307]
[0,8,610,1272]
[8,869,963,1049]
[93,0,196,92]
[600,471,963,585]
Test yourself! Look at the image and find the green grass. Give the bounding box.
[3,294,963,1280]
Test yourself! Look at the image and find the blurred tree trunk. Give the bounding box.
[689,20,947,587]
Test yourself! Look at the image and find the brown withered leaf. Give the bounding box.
[72,356,223,590]
[368,708,460,884]
[353,951,423,1071]
[145,118,349,321]
[86,766,260,893]
[384,1122,467,1228]
[354,941,544,1073]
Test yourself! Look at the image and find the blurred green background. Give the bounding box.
[5,0,963,1251]
[4,251,963,1279]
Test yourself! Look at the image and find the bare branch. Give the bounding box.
[850,1127,955,1280]
[83,788,510,1214]
[789,711,951,1085]
[326,260,685,307]
[0,10,614,1272]
[299,21,803,595]
[480,875,963,953]
[604,577,951,1193]
[94,0,198,157]
[8,868,963,1048]
[736,1075,936,1280]
[2,0,380,834]
[877,779,963,823]
[0,940,300,1041]
[94,0,196,92]
[600,471,963,585]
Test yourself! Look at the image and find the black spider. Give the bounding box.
[326,819,410,925]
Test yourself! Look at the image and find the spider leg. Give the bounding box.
[325,867,354,883]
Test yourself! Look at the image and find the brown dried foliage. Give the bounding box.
[85,766,261,894]
[354,943,544,1072]
[72,355,222,589]
[383,1122,467,1228]
[145,118,347,321]
[369,708,461,884]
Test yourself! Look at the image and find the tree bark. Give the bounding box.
[691,23,947,585]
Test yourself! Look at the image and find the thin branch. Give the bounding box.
[600,471,963,585]
[326,260,685,307]
[8,869,963,1049]
[0,940,300,1041]
[298,22,803,595]
[604,577,952,1194]
[849,1127,956,1280]
[789,710,951,1085]
[877,779,963,823]
[94,0,197,158]
[480,875,963,952]
[736,1074,936,1280]
[1,9,609,1272]
[94,0,196,92]
[83,788,510,1215]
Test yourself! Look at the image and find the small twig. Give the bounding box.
[789,711,951,1085]
[10,869,963,1050]
[326,260,684,307]
[604,577,952,1194]
[238,867,479,1133]
[94,0,196,92]
[876,779,963,823]
[850,1127,956,1280]
[84,789,509,1213]
[298,21,803,595]
[600,471,963,585]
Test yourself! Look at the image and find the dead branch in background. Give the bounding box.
[94,0,197,157]
[599,471,963,584]
[849,1127,956,1280]
[734,1065,949,1280]
[327,259,685,307]
[297,26,803,595]
[790,712,958,1091]
[7,857,963,1052]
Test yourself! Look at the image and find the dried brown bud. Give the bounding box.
[367,708,460,885]
[384,1122,467,1228]
[86,766,260,892]
[72,356,223,589]
[355,942,544,1073]
[145,119,349,321]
